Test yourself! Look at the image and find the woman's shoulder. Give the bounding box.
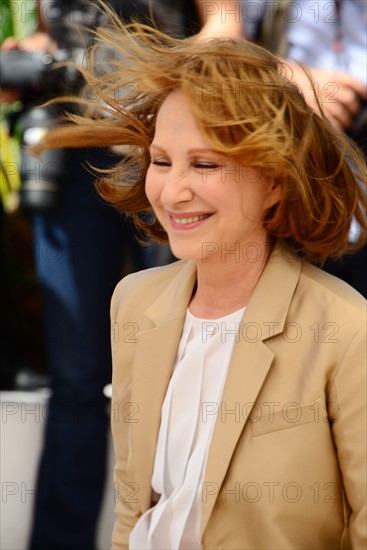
[299,259,366,320]
[110,260,193,315]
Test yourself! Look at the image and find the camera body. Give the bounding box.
[1,49,83,211]
[0,50,68,91]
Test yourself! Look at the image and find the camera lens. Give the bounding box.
[18,108,63,212]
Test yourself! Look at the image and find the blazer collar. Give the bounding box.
[143,259,197,325]
[130,242,302,523]
[143,241,300,333]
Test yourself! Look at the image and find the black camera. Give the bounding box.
[0,49,83,212]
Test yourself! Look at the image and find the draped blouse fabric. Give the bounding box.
[129,306,246,549]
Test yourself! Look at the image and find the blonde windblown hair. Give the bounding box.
[41,11,367,262]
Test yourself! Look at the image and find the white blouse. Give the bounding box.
[129,305,246,549]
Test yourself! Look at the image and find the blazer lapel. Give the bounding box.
[130,261,197,512]
[201,242,302,534]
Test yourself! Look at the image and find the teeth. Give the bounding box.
[172,214,210,225]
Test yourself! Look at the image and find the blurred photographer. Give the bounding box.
[1,3,155,549]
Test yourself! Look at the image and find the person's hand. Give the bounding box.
[194,0,244,41]
[283,62,367,132]
[1,32,56,104]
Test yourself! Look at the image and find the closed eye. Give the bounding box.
[150,159,171,166]
[194,162,220,170]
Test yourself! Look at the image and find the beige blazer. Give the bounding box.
[110,242,366,549]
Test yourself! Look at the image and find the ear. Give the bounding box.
[265,180,283,209]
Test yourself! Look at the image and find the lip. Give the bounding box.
[167,211,213,230]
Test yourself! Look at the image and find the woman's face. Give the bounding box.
[146,89,281,263]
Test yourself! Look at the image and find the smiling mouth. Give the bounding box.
[171,214,212,225]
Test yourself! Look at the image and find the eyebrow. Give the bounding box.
[149,145,219,155]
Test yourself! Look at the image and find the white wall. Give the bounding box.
[0,391,115,550]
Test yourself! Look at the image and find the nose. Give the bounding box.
[159,166,194,206]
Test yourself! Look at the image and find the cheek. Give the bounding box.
[145,169,167,228]
[239,183,272,221]
[145,168,159,206]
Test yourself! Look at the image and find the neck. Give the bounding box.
[189,239,273,319]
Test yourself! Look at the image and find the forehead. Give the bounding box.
[153,89,208,145]
[156,89,191,121]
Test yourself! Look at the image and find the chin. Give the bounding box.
[168,242,203,262]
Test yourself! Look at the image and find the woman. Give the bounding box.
[43,19,367,549]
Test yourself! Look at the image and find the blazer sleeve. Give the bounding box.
[329,324,367,548]
[110,277,141,549]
